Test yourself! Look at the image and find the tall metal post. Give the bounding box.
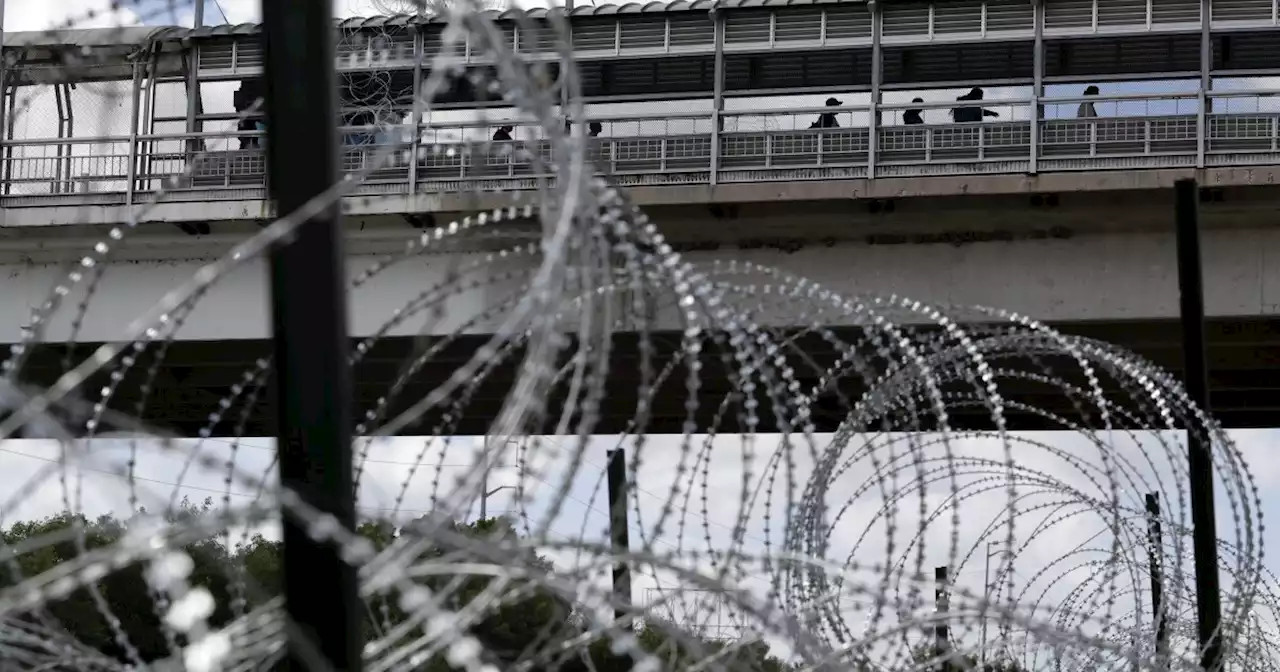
[1,55,12,196]
[607,448,633,624]
[184,48,203,154]
[1175,178,1222,672]
[1146,493,1170,668]
[980,541,1007,670]
[186,0,205,156]
[935,566,951,672]
[982,548,991,670]
[407,27,424,195]
[867,0,881,179]
[261,0,361,670]
[710,9,724,187]
[1030,0,1043,174]
[1197,0,1211,167]
[0,0,7,170]
[124,62,144,207]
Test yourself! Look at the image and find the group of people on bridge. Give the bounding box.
[810,85,1101,129]
[230,83,1106,150]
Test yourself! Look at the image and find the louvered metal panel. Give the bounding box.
[235,38,263,69]
[619,16,666,50]
[985,0,1035,33]
[608,60,659,93]
[722,49,871,91]
[1215,32,1280,69]
[577,61,605,95]
[583,55,714,96]
[1044,0,1094,30]
[725,10,772,43]
[422,25,445,56]
[933,1,984,34]
[495,22,516,49]
[1151,0,1202,23]
[882,2,931,37]
[1212,0,1272,22]
[823,4,873,40]
[758,53,808,87]
[199,39,236,70]
[882,41,1034,83]
[722,55,754,89]
[1097,0,1148,27]
[668,14,712,47]
[571,18,617,51]
[1043,34,1201,75]
[774,7,824,42]
[654,58,712,91]
[802,50,872,86]
[518,20,559,53]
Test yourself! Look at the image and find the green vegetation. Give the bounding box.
[0,498,794,670]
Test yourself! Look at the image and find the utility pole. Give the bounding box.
[607,448,633,625]
[1147,493,1170,669]
[1174,178,1223,672]
[260,0,361,669]
[479,484,513,520]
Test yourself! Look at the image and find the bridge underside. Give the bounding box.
[6,318,1280,437]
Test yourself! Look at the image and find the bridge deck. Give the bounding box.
[9,319,1280,437]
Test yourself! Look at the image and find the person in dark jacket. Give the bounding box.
[1077,85,1100,118]
[492,125,514,141]
[810,97,843,129]
[951,87,999,123]
[588,121,603,137]
[904,98,925,125]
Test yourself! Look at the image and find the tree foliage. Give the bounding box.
[0,501,792,671]
[910,644,1029,672]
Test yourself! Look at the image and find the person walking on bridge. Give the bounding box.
[810,97,843,129]
[951,87,999,123]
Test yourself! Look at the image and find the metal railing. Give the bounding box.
[2,92,1278,206]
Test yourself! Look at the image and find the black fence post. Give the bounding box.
[935,566,950,672]
[1174,178,1223,672]
[606,448,633,625]
[1146,493,1169,668]
[260,0,362,670]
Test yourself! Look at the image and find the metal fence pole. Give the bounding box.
[1030,0,1043,174]
[607,448,633,625]
[709,10,723,187]
[867,0,881,179]
[935,566,950,672]
[260,0,362,669]
[1146,493,1170,669]
[1174,178,1222,672]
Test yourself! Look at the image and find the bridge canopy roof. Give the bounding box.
[3,25,177,49]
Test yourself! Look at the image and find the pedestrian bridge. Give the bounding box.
[3,91,1279,227]
[5,1,1280,435]
[4,0,1280,227]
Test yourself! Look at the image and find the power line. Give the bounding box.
[210,0,230,24]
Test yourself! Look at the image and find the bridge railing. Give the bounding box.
[2,91,1278,207]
